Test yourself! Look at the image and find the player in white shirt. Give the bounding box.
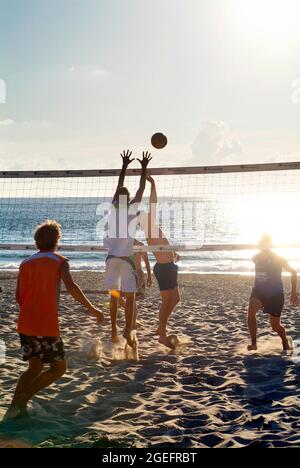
[104,150,152,346]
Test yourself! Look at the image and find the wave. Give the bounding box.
[0,262,105,272]
[1,251,300,273]
[0,261,254,273]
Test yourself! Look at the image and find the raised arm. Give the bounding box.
[145,175,159,239]
[147,175,157,204]
[282,259,298,305]
[112,150,134,204]
[61,261,104,323]
[131,152,152,205]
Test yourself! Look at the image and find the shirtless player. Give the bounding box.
[144,176,180,349]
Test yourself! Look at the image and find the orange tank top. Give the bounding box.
[17,252,67,337]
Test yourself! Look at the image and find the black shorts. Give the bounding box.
[19,334,65,364]
[153,262,178,292]
[251,289,285,317]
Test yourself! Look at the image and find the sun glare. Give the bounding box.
[233,0,300,45]
[236,194,300,246]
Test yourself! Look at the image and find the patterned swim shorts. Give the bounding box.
[19,334,65,364]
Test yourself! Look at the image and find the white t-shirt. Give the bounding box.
[103,203,138,257]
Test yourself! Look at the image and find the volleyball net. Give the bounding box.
[1,161,300,252]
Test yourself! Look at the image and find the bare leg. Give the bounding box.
[270,315,290,350]
[11,358,44,406]
[4,359,44,420]
[110,291,120,342]
[14,360,67,408]
[247,298,262,351]
[119,294,126,309]
[156,295,170,337]
[119,293,136,325]
[123,292,136,347]
[157,289,180,348]
[132,301,138,330]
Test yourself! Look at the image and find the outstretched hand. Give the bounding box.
[138,151,152,169]
[146,175,155,184]
[90,307,105,324]
[121,150,134,168]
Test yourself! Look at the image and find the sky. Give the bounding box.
[0,0,300,171]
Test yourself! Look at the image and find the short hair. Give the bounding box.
[118,187,130,201]
[258,233,273,249]
[34,220,62,251]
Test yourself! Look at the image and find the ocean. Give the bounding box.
[0,196,300,273]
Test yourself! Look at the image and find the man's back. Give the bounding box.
[253,251,284,296]
[17,252,66,337]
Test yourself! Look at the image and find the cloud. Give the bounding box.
[0,119,61,141]
[192,121,243,165]
[0,119,15,127]
[238,130,300,165]
[0,138,131,171]
[68,65,109,79]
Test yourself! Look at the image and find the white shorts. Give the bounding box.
[105,257,137,293]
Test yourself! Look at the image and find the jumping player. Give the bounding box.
[247,234,298,352]
[104,150,152,346]
[144,176,181,349]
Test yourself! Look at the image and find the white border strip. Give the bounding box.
[1,161,300,178]
[1,243,300,252]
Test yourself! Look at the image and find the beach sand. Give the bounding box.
[1,272,300,448]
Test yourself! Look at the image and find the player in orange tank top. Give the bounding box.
[4,220,104,422]
[17,251,66,338]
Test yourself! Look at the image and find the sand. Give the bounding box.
[1,272,300,448]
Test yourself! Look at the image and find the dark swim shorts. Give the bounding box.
[153,262,178,292]
[251,289,285,318]
[19,334,65,364]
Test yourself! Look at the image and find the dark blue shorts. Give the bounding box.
[19,334,65,364]
[153,262,178,292]
[251,289,285,317]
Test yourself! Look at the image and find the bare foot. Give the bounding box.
[123,330,135,348]
[112,334,120,344]
[247,343,258,351]
[282,338,292,351]
[159,336,176,350]
[3,405,26,422]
